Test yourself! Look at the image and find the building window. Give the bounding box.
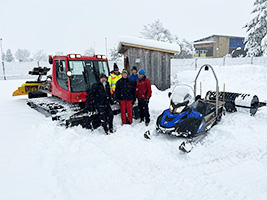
[194,50,199,57]
[200,50,207,57]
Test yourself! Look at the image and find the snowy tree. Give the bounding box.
[109,47,122,61]
[84,48,95,56]
[5,49,14,62]
[33,50,47,61]
[172,37,194,59]
[244,0,267,56]
[15,49,31,62]
[140,19,173,43]
[140,20,193,58]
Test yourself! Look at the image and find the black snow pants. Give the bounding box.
[138,99,150,123]
[96,105,114,132]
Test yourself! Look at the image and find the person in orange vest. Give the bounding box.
[108,63,122,95]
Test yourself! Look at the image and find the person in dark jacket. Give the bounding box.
[115,69,136,124]
[128,66,138,85]
[136,69,152,126]
[87,73,114,134]
[128,66,139,119]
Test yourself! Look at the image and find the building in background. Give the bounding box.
[193,35,246,58]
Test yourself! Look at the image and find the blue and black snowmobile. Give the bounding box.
[155,85,224,138]
[144,64,266,152]
[144,64,225,152]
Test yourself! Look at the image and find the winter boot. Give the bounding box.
[126,119,131,125]
[145,118,150,126]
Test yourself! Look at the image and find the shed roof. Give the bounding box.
[117,36,180,54]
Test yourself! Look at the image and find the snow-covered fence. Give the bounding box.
[2,56,267,81]
[171,56,267,73]
[0,61,48,80]
[0,60,122,80]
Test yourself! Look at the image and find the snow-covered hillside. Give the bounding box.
[1,61,267,200]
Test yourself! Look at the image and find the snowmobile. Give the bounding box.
[145,64,267,152]
[145,64,225,152]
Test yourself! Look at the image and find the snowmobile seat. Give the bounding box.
[192,100,207,115]
[192,99,218,116]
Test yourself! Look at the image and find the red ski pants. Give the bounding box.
[120,100,133,124]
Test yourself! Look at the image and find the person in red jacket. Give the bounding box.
[136,68,152,126]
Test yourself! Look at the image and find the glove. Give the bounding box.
[145,98,150,104]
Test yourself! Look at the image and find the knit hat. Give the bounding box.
[99,73,107,79]
[132,66,137,71]
[121,69,128,74]
[113,63,119,71]
[138,68,145,75]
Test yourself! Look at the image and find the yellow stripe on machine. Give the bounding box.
[12,82,44,96]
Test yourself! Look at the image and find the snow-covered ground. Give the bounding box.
[1,60,267,200]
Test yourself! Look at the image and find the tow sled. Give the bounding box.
[205,91,266,116]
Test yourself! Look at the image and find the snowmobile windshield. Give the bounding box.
[169,85,194,114]
[68,60,109,92]
[170,85,194,105]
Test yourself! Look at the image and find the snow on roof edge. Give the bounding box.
[117,36,180,53]
[194,41,216,45]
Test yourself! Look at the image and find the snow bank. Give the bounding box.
[1,62,267,200]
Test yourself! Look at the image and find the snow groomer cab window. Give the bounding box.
[68,60,99,92]
[55,60,68,91]
[98,61,109,78]
[92,60,109,81]
[68,61,87,92]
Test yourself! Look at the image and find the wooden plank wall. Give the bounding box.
[124,47,171,90]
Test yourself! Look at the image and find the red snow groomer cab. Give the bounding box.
[48,54,110,104]
[22,54,112,129]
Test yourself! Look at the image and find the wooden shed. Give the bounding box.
[117,36,180,91]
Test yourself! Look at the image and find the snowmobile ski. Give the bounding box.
[179,134,207,153]
[179,140,193,153]
[144,130,151,139]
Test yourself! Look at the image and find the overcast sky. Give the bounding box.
[0,0,255,58]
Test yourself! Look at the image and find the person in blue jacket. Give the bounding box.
[128,66,138,85]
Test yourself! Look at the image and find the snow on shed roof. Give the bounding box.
[117,36,180,54]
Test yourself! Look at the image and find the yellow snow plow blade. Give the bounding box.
[12,82,44,96]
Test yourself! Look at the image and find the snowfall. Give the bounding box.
[1,58,267,200]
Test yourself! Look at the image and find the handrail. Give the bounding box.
[194,64,219,117]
